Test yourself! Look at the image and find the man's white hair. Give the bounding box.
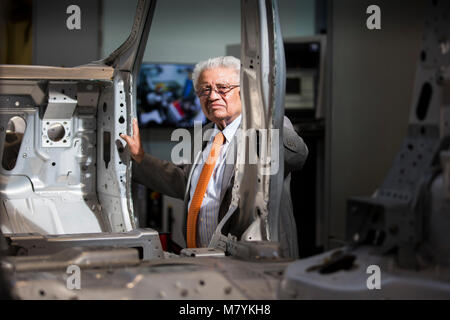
[192,56,241,91]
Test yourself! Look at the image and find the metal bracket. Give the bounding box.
[214,234,281,260]
[42,82,77,148]
[4,228,164,261]
[180,248,225,258]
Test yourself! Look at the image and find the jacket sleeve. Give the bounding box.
[131,153,189,200]
[283,116,308,174]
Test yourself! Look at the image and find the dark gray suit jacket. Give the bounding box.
[132,116,308,258]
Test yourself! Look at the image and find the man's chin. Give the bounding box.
[209,111,228,122]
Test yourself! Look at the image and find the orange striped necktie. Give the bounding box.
[186,131,225,248]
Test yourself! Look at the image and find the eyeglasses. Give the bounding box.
[196,83,240,98]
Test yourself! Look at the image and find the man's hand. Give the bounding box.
[120,118,145,164]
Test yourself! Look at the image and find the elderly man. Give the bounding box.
[121,56,308,258]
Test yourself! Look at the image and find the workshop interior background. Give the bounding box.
[0,0,426,258]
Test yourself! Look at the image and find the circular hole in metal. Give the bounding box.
[416,82,432,121]
[6,116,26,136]
[119,116,125,124]
[51,162,56,166]
[3,116,27,170]
[47,123,65,142]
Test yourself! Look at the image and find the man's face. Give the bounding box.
[197,67,241,127]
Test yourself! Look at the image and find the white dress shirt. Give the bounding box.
[188,115,242,247]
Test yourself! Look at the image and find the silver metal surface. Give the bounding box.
[210,0,285,252]
[5,228,164,261]
[0,0,296,301]
[4,247,140,272]
[180,248,225,258]
[9,256,289,300]
[279,246,450,299]
[0,80,46,105]
[279,0,450,299]
[0,82,105,234]
[0,1,156,235]
[2,0,449,301]
[343,0,450,269]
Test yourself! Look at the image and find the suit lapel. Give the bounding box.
[220,136,236,203]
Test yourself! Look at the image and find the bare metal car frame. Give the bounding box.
[0,0,449,300]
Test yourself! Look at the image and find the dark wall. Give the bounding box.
[326,0,426,246]
[33,0,101,66]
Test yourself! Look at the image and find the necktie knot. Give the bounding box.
[213,131,225,146]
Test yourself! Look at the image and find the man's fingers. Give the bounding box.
[120,119,142,159]
[120,133,132,145]
[133,118,140,139]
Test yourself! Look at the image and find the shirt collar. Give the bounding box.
[213,114,242,144]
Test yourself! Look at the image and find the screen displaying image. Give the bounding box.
[137,63,207,128]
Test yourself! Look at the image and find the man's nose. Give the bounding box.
[209,88,221,100]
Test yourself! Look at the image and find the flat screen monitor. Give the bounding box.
[137,63,207,128]
[283,35,326,119]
